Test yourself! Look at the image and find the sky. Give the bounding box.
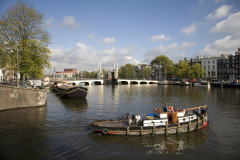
[1,0,240,74]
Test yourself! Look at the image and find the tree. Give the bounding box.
[189,63,205,80]
[89,71,97,78]
[175,61,189,79]
[140,66,152,79]
[124,63,135,78]
[75,72,79,79]
[118,66,124,78]
[102,69,107,79]
[153,55,174,80]
[83,70,89,79]
[0,0,51,80]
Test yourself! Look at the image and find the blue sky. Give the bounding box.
[1,0,240,73]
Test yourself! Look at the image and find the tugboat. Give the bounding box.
[88,105,208,136]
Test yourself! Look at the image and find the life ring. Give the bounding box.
[102,128,108,135]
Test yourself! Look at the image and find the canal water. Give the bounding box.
[0,84,239,159]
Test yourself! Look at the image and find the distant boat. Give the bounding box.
[54,83,88,99]
[88,105,208,136]
[194,82,210,87]
[158,80,168,85]
[176,81,190,86]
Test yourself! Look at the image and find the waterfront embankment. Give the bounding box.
[0,85,48,111]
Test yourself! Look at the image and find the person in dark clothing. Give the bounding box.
[163,103,168,112]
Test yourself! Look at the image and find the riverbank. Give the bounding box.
[0,85,48,111]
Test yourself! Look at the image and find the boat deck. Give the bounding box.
[95,120,129,128]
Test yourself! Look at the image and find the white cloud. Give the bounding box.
[197,32,240,57]
[142,42,197,63]
[214,0,221,4]
[182,42,196,48]
[60,16,81,29]
[117,45,137,56]
[99,47,116,55]
[149,34,171,41]
[48,43,140,72]
[102,38,116,44]
[209,11,240,33]
[88,33,95,40]
[206,5,232,20]
[180,23,197,35]
[44,17,54,28]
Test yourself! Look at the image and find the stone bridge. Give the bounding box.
[117,79,159,85]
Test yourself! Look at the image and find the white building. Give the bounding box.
[200,57,221,80]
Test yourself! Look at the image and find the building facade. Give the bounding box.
[55,69,78,79]
[235,48,240,80]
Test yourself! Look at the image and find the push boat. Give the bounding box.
[53,82,88,99]
[88,105,209,136]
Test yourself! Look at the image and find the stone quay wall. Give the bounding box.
[0,85,48,111]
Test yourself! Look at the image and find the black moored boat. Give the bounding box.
[88,105,209,136]
[55,84,88,99]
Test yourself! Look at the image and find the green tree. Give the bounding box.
[83,70,89,79]
[118,66,124,78]
[102,69,107,79]
[89,71,97,78]
[189,63,205,80]
[0,0,51,80]
[64,74,67,78]
[153,55,174,80]
[140,66,152,79]
[175,61,189,79]
[124,63,135,78]
[75,72,79,79]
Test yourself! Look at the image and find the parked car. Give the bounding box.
[29,80,44,89]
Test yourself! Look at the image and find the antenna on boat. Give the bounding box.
[138,109,139,115]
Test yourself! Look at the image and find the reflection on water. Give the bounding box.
[0,85,240,159]
[59,98,88,112]
[88,126,209,155]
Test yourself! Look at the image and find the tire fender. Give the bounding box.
[102,128,108,135]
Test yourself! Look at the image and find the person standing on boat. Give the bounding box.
[163,103,168,112]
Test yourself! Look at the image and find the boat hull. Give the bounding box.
[88,113,208,136]
[55,85,88,99]
[194,82,210,87]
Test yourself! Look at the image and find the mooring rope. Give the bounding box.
[56,87,69,98]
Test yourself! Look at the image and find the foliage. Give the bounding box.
[89,71,97,78]
[119,63,135,78]
[189,63,205,79]
[118,66,124,78]
[102,69,107,78]
[83,70,89,79]
[74,72,79,78]
[154,55,174,79]
[140,66,152,78]
[0,0,51,79]
[175,61,189,79]
[64,74,67,78]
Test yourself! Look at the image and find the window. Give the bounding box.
[208,72,210,76]
[208,65,210,70]
[212,60,215,64]
[204,61,206,65]
[208,61,210,64]
[212,65,215,70]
